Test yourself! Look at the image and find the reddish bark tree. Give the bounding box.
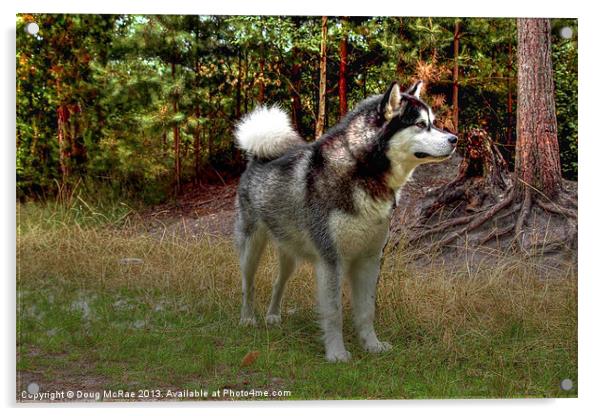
[395,17,405,79]
[194,30,203,185]
[290,52,302,132]
[338,17,348,119]
[516,18,562,199]
[243,51,249,114]
[315,16,328,139]
[452,20,460,132]
[57,103,71,184]
[236,48,242,120]
[171,61,181,195]
[194,104,201,184]
[506,41,514,147]
[289,17,303,133]
[55,75,85,187]
[258,54,266,104]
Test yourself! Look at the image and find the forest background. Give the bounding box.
[16,15,577,203]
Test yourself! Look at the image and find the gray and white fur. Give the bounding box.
[234,81,457,362]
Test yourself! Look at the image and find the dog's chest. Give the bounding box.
[328,193,392,258]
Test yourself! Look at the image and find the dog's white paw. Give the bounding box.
[325,349,352,363]
[364,341,392,353]
[265,314,281,326]
[239,316,257,327]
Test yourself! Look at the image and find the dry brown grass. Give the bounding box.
[380,250,576,349]
[18,218,577,344]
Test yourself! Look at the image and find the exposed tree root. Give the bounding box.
[393,129,577,257]
[513,187,532,247]
[408,185,577,255]
[429,187,516,249]
[479,223,515,246]
[534,198,578,220]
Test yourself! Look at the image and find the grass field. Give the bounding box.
[16,200,578,401]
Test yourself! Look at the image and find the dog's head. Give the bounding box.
[378,81,457,166]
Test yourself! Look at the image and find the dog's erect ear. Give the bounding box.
[405,80,423,98]
[380,81,405,121]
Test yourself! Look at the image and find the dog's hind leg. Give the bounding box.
[349,255,392,353]
[316,259,351,362]
[237,224,267,327]
[265,248,296,325]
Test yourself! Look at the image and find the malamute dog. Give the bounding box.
[234,81,457,362]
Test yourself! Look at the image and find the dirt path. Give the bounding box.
[142,181,238,239]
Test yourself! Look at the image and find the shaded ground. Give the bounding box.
[393,153,464,220]
[141,180,238,239]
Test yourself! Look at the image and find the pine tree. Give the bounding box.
[338,17,349,119]
[315,16,328,139]
[516,18,562,199]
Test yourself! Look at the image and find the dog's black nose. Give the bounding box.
[448,135,458,145]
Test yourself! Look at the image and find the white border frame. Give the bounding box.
[3,1,599,415]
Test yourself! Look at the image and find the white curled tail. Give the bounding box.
[234,106,303,159]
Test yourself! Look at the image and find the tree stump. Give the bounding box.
[416,129,509,223]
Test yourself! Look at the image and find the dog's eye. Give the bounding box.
[415,121,427,129]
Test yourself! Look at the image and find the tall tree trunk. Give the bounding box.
[207,90,214,162]
[315,16,328,139]
[231,51,242,164]
[290,17,303,133]
[506,40,514,146]
[236,48,242,119]
[194,23,202,185]
[208,122,214,161]
[30,116,38,164]
[202,126,206,163]
[516,18,562,199]
[290,53,302,132]
[57,104,71,185]
[68,103,86,171]
[55,76,72,186]
[452,20,460,132]
[338,17,348,119]
[171,62,181,195]
[258,52,266,104]
[363,68,368,99]
[194,104,201,184]
[244,51,249,114]
[396,17,405,79]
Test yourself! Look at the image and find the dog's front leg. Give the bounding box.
[349,255,392,353]
[315,260,351,363]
